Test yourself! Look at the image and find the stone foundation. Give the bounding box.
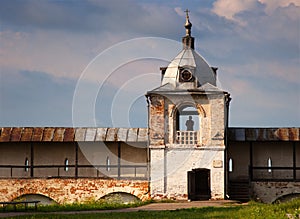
[0,178,150,204]
[251,181,300,203]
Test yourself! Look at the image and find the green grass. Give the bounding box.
[0,199,150,213]
[2,198,300,219]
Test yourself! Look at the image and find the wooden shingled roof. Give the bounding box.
[0,127,148,142]
[228,127,300,141]
[0,127,299,142]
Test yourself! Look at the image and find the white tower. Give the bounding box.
[146,10,231,200]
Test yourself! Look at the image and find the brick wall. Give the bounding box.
[0,178,150,204]
[149,95,165,146]
[251,181,300,203]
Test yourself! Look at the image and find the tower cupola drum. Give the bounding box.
[161,10,217,89]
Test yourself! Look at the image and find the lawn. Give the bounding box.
[3,198,300,219]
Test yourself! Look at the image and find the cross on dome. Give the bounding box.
[184,9,192,36]
[181,9,194,49]
[184,9,190,17]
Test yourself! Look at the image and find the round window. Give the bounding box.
[180,69,192,81]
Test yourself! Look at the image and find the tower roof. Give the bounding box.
[161,48,217,87]
[160,10,217,89]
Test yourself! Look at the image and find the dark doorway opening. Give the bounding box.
[188,168,211,201]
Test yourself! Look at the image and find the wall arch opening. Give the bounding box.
[273,193,300,203]
[13,194,57,205]
[100,192,141,204]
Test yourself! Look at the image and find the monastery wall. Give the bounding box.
[251,181,300,203]
[0,178,149,204]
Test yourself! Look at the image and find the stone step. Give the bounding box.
[228,181,250,202]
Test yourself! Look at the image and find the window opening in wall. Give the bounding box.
[228,158,233,172]
[268,157,272,173]
[106,156,110,171]
[177,106,199,131]
[176,105,200,144]
[64,158,69,171]
[25,158,29,172]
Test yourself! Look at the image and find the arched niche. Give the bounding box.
[100,192,141,204]
[176,105,199,131]
[273,193,300,203]
[13,194,57,205]
[171,103,205,145]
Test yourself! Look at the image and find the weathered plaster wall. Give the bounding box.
[251,181,300,203]
[148,92,227,201]
[150,148,165,197]
[150,148,225,200]
[210,95,225,146]
[149,95,165,146]
[0,178,149,204]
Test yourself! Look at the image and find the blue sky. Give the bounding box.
[0,0,299,128]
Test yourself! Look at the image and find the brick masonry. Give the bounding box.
[0,178,150,204]
[251,181,300,203]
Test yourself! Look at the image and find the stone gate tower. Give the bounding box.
[146,11,231,200]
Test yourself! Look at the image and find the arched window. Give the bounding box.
[268,157,272,173]
[228,158,233,172]
[25,158,29,172]
[106,156,110,171]
[176,106,199,131]
[175,105,200,144]
[64,158,69,171]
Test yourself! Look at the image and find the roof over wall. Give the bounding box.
[0,127,299,142]
[228,128,300,141]
[0,127,148,143]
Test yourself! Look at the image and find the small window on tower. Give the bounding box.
[179,69,194,82]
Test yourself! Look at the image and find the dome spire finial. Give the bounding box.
[184,9,192,36]
[182,9,194,49]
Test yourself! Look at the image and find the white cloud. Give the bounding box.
[1,0,299,127]
[0,30,126,80]
[0,1,181,82]
[258,0,300,14]
[174,7,185,17]
[219,62,300,127]
[212,0,300,25]
[211,0,257,25]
